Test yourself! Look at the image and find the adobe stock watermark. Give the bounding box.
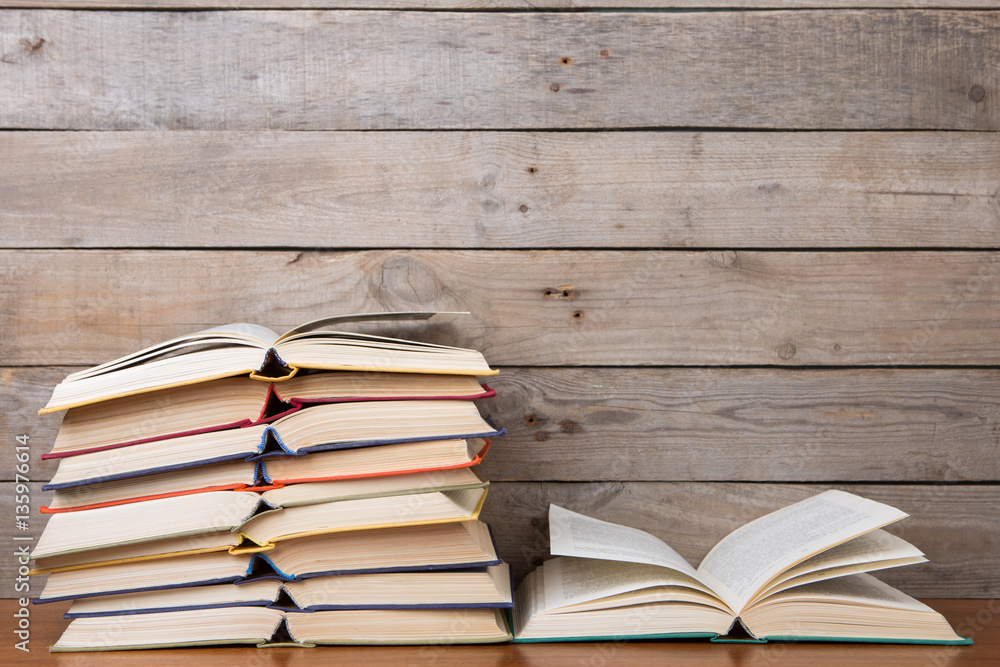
[891,254,1000,366]
[572,600,668,667]
[921,598,1000,667]
[12,433,32,652]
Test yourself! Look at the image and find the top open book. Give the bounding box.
[41,312,497,413]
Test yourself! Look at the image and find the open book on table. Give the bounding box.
[42,398,503,491]
[51,606,513,650]
[512,491,970,645]
[45,371,495,460]
[41,312,497,413]
[35,520,503,603]
[31,477,488,573]
[63,563,513,618]
[42,438,492,513]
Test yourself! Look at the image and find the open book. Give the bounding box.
[42,438,491,513]
[41,312,497,413]
[51,607,513,650]
[43,399,503,491]
[65,564,513,618]
[46,372,495,459]
[31,483,488,570]
[35,520,503,603]
[513,491,970,645]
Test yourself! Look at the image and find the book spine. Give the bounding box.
[40,484,252,513]
[41,454,256,490]
[286,427,505,457]
[33,576,247,605]
[41,419,254,460]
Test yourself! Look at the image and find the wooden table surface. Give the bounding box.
[6,599,997,666]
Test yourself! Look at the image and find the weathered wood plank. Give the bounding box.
[3,250,1000,366]
[480,368,1000,482]
[1,11,995,130]
[3,131,998,249]
[1,368,66,482]
[4,483,996,597]
[481,482,1000,597]
[3,0,997,9]
[9,367,1000,483]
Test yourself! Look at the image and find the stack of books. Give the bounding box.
[31,312,515,651]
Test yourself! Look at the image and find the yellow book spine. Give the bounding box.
[29,544,235,575]
[274,364,499,378]
[238,490,488,547]
[38,368,259,414]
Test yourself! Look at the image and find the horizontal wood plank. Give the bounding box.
[4,0,998,8]
[8,367,1000,483]
[3,250,1000,366]
[4,483,997,597]
[1,11,996,130]
[481,482,1000,597]
[480,368,1000,482]
[3,131,998,249]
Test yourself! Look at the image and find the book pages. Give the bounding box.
[750,528,926,603]
[548,504,702,579]
[696,490,908,612]
[539,557,721,613]
[757,573,932,611]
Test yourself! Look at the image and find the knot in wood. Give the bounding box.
[776,342,797,360]
[376,255,444,305]
[708,250,738,268]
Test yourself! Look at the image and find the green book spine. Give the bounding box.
[761,635,973,645]
[511,632,719,644]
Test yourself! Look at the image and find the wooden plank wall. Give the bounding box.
[1,0,998,600]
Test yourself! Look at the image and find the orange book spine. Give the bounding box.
[39,483,251,513]
[266,439,492,486]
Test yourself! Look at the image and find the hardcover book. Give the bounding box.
[64,563,513,617]
[51,607,513,650]
[31,485,488,568]
[35,520,504,602]
[46,372,495,459]
[41,312,497,413]
[43,401,503,489]
[42,438,492,513]
[512,491,970,645]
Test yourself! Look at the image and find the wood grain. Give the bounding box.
[8,600,999,666]
[3,131,998,249]
[480,368,1000,482]
[480,482,1000,597]
[4,0,998,8]
[3,250,1000,366]
[5,483,998,597]
[8,367,1000,483]
[1,368,67,482]
[1,11,996,130]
